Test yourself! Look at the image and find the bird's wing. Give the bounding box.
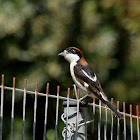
[74,64,108,102]
[74,63,123,119]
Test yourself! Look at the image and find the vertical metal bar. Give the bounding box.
[85,103,87,140]
[98,100,101,140]
[11,77,15,140]
[117,101,120,140]
[22,79,27,140]
[65,88,70,140]
[111,98,113,140]
[136,105,139,140]
[129,104,133,140]
[92,97,96,133]
[0,75,4,140]
[75,89,80,140]
[33,82,38,140]
[55,86,60,140]
[104,105,107,140]
[123,102,126,140]
[43,83,49,140]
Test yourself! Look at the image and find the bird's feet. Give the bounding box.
[79,95,90,106]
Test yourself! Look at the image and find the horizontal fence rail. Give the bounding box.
[0,75,140,140]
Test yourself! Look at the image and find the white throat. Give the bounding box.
[64,53,80,63]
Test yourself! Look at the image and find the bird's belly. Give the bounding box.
[70,62,89,94]
[71,74,88,93]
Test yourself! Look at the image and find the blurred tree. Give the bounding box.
[0,0,140,139]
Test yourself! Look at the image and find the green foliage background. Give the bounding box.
[0,0,140,139]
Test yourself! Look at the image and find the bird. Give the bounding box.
[58,47,123,119]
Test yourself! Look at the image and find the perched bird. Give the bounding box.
[59,47,123,119]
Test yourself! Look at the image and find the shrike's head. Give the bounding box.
[58,47,83,63]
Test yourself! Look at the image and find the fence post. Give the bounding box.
[62,101,88,140]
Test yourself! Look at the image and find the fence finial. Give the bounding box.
[35,82,38,92]
[67,88,70,96]
[123,102,126,114]
[117,101,119,111]
[77,89,80,99]
[46,83,49,95]
[57,86,60,95]
[136,105,139,117]
[111,98,113,116]
[130,104,132,115]
[13,77,15,88]
[1,74,4,86]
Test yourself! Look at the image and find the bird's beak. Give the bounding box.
[58,51,66,57]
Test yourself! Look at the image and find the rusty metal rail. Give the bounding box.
[0,75,140,140]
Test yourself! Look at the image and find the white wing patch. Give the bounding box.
[100,92,108,101]
[84,82,89,88]
[70,62,89,93]
[82,70,97,82]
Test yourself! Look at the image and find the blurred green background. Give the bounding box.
[0,0,140,139]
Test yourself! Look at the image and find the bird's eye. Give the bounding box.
[66,47,77,54]
[71,49,76,54]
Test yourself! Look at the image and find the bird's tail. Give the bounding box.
[106,101,123,119]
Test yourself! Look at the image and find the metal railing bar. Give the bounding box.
[121,112,140,119]
[85,109,87,140]
[0,75,4,140]
[49,95,75,101]
[104,105,107,140]
[78,120,94,127]
[111,98,113,140]
[98,100,101,140]
[0,75,140,140]
[1,86,76,102]
[1,85,112,107]
[79,94,88,101]
[130,104,133,140]
[2,86,46,96]
[43,83,49,140]
[136,105,139,140]
[75,90,80,140]
[0,85,140,119]
[0,75,4,119]
[65,88,70,140]
[11,77,15,140]
[92,97,95,137]
[117,101,120,140]
[88,101,140,119]
[123,102,126,140]
[55,86,60,140]
[33,82,38,140]
[22,79,27,140]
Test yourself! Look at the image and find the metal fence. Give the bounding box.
[0,75,140,140]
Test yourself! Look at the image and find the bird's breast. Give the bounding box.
[70,61,77,74]
[70,62,88,93]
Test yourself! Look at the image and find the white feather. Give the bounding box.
[70,62,88,93]
[64,52,80,63]
[100,92,108,101]
[82,70,97,82]
[84,82,89,88]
